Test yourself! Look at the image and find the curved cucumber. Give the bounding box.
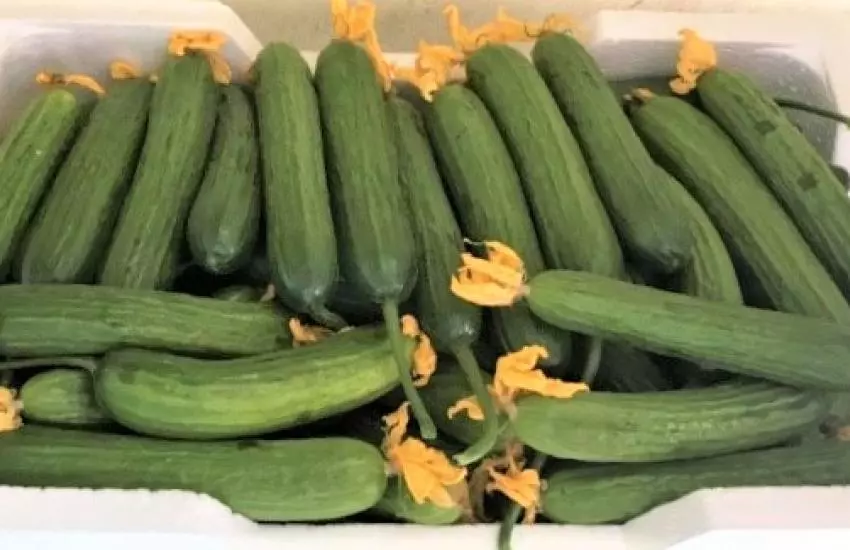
[0,426,388,522]
[95,326,407,439]
[20,369,110,427]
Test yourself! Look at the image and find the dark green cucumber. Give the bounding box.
[254,43,342,327]
[524,269,850,389]
[542,440,850,524]
[697,69,850,298]
[0,89,89,279]
[389,95,496,464]
[466,43,625,276]
[187,85,259,275]
[100,53,218,289]
[315,40,432,437]
[530,34,689,274]
[514,379,828,461]
[425,83,571,369]
[95,325,406,439]
[20,369,110,427]
[213,285,265,302]
[628,93,850,325]
[0,284,290,357]
[0,426,387,522]
[19,78,152,283]
[595,342,672,393]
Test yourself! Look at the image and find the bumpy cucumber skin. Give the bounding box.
[95,326,405,439]
[467,44,625,277]
[0,284,290,357]
[629,96,850,325]
[187,85,260,275]
[530,34,689,274]
[20,80,152,284]
[0,89,88,279]
[389,96,480,351]
[526,270,850,390]
[0,426,388,522]
[542,440,850,524]
[314,40,416,303]
[374,477,462,525]
[255,43,340,320]
[514,380,828,461]
[101,53,218,290]
[20,369,111,427]
[425,84,570,367]
[698,68,850,299]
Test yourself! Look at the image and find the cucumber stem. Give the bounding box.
[309,304,348,331]
[0,356,99,372]
[581,337,604,384]
[451,344,500,466]
[774,98,850,127]
[382,300,437,440]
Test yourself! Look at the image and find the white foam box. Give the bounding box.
[0,1,849,549]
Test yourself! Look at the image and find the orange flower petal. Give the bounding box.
[485,444,541,524]
[669,28,717,95]
[387,434,468,509]
[493,346,589,405]
[412,333,437,388]
[0,387,22,433]
[289,318,334,347]
[447,395,485,421]
[382,401,411,453]
[401,315,421,338]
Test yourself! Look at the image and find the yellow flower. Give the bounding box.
[447,396,485,421]
[329,0,392,91]
[401,315,437,387]
[167,29,231,84]
[450,243,528,307]
[485,444,542,524]
[289,318,335,347]
[670,29,717,95]
[382,402,468,508]
[0,387,22,433]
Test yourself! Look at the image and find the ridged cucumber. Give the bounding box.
[0,426,388,522]
[20,369,110,427]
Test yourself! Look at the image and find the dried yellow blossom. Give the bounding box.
[329,0,392,91]
[109,60,142,80]
[36,71,106,96]
[167,30,231,84]
[393,40,464,101]
[447,396,485,421]
[0,387,22,433]
[450,243,527,307]
[401,315,437,387]
[670,28,717,95]
[492,345,589,406]
[289,318,334,347]
[486,445,542,524]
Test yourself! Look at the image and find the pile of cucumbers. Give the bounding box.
[1,24,850,539]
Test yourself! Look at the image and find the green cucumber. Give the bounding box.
[254,43,342,327]
[0,284,290,357]
[100,53,218,289]
[530,34,689,274]
[697,68,850,298]
[542,440,850,524]
[0,426,387,522]
[94,325,406,439]
[514,379,828,462]
[522,269,850,390]
[213,285,265,302]
[389,95,497,465]
[628,93,850,325]
[595,343,672,393]
[374,477,463,525]
[187,85,260,275]
[425,83,571,369]
[315,40,433,437]
[20,369,110,427]
[0,89,90,279]
[19,78,152,283]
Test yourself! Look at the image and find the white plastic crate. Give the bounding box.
[0,1,849,548]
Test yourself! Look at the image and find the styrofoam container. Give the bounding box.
[0,1,849,548]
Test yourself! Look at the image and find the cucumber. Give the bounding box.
[254,43,342,327]
[522,269,850,390]
[0,284,290,357]
[594,343,672,393]
[374,477,463,525]
[389,95,497,464]
[696,68,850,298]
[19,78,152,283]
[514,379,828,462]
[542,440,850,524]
[100,53,218,289]
[425,83,571,369]
[187,85,260,275]
[212,285,265,302]
[315,40,433,437]
[0,89,90,279]
[20,369,110,427]
[628,93,850,325]
[94,326,407,439]
[530,34,689,274]
[0,426,387,522]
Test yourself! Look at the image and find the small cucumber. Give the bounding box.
[531,33,690,274]
[101,53,218,289]
[542,440,850,524]
[20,369,110,427]
[523,270,850,390]
[254,43,342,326]
[0,89,90,279]
[0,284,290,357]
[187,85,260,275]
[20,77,153,283]
[514,379,828,462]
[0,426,388,522]
[94,326,407,439]
[425,83,571,369]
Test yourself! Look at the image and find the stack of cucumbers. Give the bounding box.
[0,21,849,543]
